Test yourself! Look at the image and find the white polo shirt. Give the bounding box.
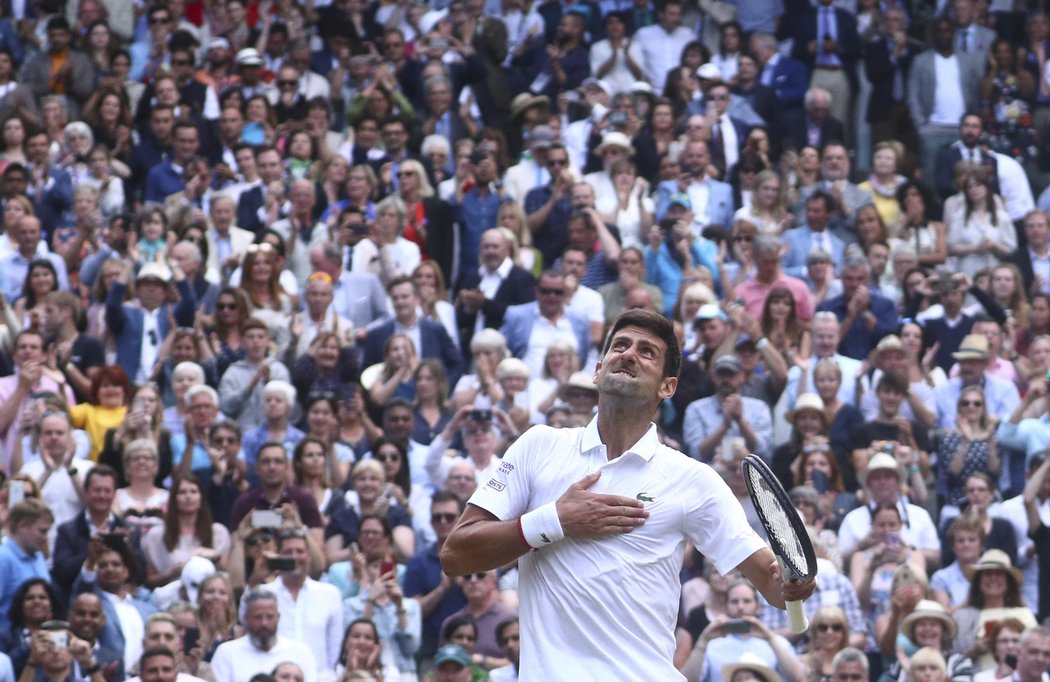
[469,417,765,682]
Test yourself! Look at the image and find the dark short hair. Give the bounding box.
[84,464,119,490]
[875,371,909,395]
[603,309,682,379]
[496,617,520,644]
[140,646,176,668]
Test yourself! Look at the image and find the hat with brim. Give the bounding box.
[433,644,471,668]
[235,48,263,66]
[510,93,550,121]
[594,131,634,156]
[628,80,656,101]
[874,334,904,358]
[529,125,556,149]
[696,63,723,81]
[953,334,990,361]
[136,262,172,284]
[581,77,613,97]
[900,600,958,642]
[722,653,782,682]
[963,549,1024,585]
[559,371,598,400]
[858,452,904,487]
[785,393,827,424]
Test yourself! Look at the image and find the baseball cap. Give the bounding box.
[236,48,263,66]
[668,192,691,209]
[713,354,742,373]
[433,644,471,668]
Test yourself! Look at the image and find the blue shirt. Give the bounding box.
[241,424,306,469]
[144,160,186,204]
[934,375,1020,431]
[0,538,50,632]
[402,543,466,648]
[524,185,574,266]
[816,287,899,360]
[453,188,504,276]
[997,415,1050,463]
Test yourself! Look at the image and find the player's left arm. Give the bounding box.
[736,547,816,611]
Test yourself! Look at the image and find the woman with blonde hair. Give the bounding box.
[397,157,455,282]
[674,281,716,354]
[859,141,908,227]
[351,195,421,284]
[363,334,419,406]
[734,170,790,234]
[497,201,541,276]
[801,606,850,682]
[412,260,458,347]
[346,163,378,219]
[452,328,510,408]
[196,572,242,661]
[528,336,579,423]
[907,647,948,682]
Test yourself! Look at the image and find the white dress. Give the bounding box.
[944,197,1016,278]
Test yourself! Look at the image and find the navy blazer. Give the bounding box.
[787,6,861,84]
[52,513,133,608]
[105,279,196,381]
[454,265,537,354]
[781,108,846,152]
[764,55,810,109]
[362,318,465,387]
[500,302,591,366]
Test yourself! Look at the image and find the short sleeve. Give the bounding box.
[683,467,766,576]
[467,427,545,521]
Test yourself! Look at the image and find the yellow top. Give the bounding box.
[70,403,128,461]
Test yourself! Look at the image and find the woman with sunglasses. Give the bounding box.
[936,386,1000,517]
[887,601,973,682]
[141,474,230,588]
[292,436,346,524]
[801,606,850,682]
[208,287,249,377]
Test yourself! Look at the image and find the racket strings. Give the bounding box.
[746,468,809,575]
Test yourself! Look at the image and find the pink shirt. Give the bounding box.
[735,274,815,322]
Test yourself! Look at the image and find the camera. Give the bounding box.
[266,556,297,572]
[608,111,628,128]
[468,409,493,422]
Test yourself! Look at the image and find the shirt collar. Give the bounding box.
[579,415,661,462]
[480,257,514,278]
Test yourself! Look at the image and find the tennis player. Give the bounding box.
[441,309,816,680]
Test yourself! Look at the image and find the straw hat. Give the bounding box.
[900,599,957,641]
[952,334,990,361]
[858,452,904,486]
[963,549,1024,585]
[873,334,904,357]
[594,131,634,156]
[785,393,827,424]
[510,93,550,121]
[722,653,782,682]
[559,371,598,400]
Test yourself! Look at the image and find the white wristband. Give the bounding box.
[519,502,565,549]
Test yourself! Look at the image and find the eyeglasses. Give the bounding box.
[816,623,845,632]
[960,400,983,408]
[128,454,157,463]
[547,158,569,167]
[431,513,458,523]
[538,287,565,296]
[278,80,298,88]
[463,572,488,581]
[216,302,237,311]
[246,243,275,254]
[189,402,217,411]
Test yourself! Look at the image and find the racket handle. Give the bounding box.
[786,600,808,634]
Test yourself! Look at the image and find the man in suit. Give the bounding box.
[782,191,848,279]
[128,105,174,210]
[52,466,128,607]
[653,140,734,235]
[782,87,846,153]
[706,81,750,178]
[786,0,860,136]
[796,142,873,235]
[204,193,255,283]
[1010,209,1050,296]
[237,146,283,237]
[417,75,471,158]
[864,7,921,151]
[144,121,201,204]
[105,261,196,384]
[455,228,537,353]
[361,276,464,386]
[906,17,983,192]
[24,128,73,235]
[68,593,124,682]
[750,32,808,110]
[934,113,998,201]
[72,537,157,673]
[731,53,783,133]
[500,270,591,377]
[954,0,996,66]
[308,241,389,331]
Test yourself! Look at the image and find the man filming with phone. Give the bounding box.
[425,406,516,491]
[19,621,105,682]
[240,529,343,674]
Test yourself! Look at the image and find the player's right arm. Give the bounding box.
[441,470,649,576]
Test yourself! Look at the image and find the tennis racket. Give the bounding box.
[741,454,817,634]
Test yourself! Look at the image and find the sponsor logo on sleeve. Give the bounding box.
[486,478,506,492]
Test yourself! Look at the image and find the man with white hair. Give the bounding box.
[272,179,327,287]
[240,381,304,467]
[307,241,388,331]
[830,648,868,682]
[783,312,863,409]
[454,228,537,350]
[205,193,255,283]
[783,87,845,153]
[169,240,220,314]
[1009,627,1050,682]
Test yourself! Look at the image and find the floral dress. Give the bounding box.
[984,71,1038,163]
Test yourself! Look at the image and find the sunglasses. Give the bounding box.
[216,302,238,311]
[463,572,488,581]
[397,170,416,178]
[149,16,170,23]
[246,532,274,546]
[431,513,458,524]
[960,400,983,408]
[171,59,191,66]
[278,80,298,88]
[538,287,565,296]
[547,158,569,167]
[816,623,845,632]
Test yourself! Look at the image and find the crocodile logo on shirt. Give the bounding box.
[636,492,654,502]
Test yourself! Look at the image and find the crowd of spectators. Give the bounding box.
[5,0,1050,680]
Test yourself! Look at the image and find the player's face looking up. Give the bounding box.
[595,326,678,404]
